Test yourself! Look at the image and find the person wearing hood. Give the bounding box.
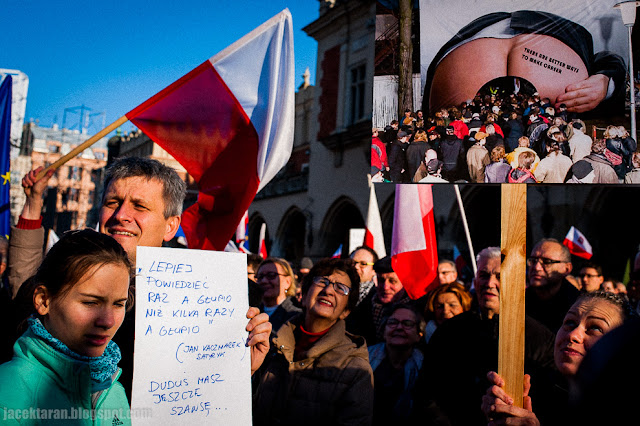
[565,138,618,183]
[252,258,373,425]
[418,159,449,183]
[467,112,484,134]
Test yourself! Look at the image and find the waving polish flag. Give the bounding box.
[363,181,387,258]
[235,210,249,243]
[391,184,439,299]
[126,10,294,250]
[258,222,268,259]
[563,226,593,260]
[235,210,251,253]
[453,245,466,275]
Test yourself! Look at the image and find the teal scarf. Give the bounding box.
[28,317,121,392]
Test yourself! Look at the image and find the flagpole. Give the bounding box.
[35,115,129,180]
[453,184,477,274]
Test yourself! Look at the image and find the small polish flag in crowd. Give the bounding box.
[363,180,386,257]
[235,210,251,253]
[391,184,439,299]
[259,223,268,259]
[235,210,249,244]
[563,226,593,260]
[126,9,294,251]
[453,245,466,274]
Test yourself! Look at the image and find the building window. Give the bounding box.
[67,166,81,181]
[349,64,366,125]
[317,45,341,140]
[66,188,79,203]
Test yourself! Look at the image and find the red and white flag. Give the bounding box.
[363,181,386,258]
[563,226,593,260]
[391,184,439,299]
[453,244,466,275]
[258,222,268,259]
[126,9,294,251]
[235,210,249,244]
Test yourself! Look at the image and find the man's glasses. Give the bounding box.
[386,318,416,328]
[527,257,565,267]
[312,276,351,296]
[355,261,375,267]
[580,273,601,279]
[255,272,287,281]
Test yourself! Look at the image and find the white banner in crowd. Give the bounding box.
[132,247,250,425]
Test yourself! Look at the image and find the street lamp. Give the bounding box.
[615,1,640,142]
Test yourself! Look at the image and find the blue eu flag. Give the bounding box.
[0,76,12,239]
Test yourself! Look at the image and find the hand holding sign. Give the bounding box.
[245,307,272,375]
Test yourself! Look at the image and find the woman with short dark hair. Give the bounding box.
[252,258,373,425]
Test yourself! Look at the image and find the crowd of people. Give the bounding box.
[1,156,640,425]
[372,91,639,184]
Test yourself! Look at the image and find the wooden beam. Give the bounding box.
[498,183,527,408]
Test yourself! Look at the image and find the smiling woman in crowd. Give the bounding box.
[368,304,425,425]
[252,257,374,425]
[423,282,473,343]
[481,290,632,425]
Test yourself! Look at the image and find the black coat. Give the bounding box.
[438,135,464,181]
[412,310,557,426]
[505,118,524,152]
[405,141,430,180]
[526,278,580,334]
[387,140,409,183]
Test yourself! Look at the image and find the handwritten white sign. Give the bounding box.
[131,247,250,425]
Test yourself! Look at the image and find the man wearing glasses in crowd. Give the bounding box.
[347,256,412,347]
[437,259,460,286]
[412,247,555,426]
[350,246,379,306]
[525,238,580,333]
[578,262,605,293]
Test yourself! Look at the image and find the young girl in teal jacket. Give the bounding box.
[0,229,132,425]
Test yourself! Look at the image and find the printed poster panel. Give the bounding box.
[419,0,629,116]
